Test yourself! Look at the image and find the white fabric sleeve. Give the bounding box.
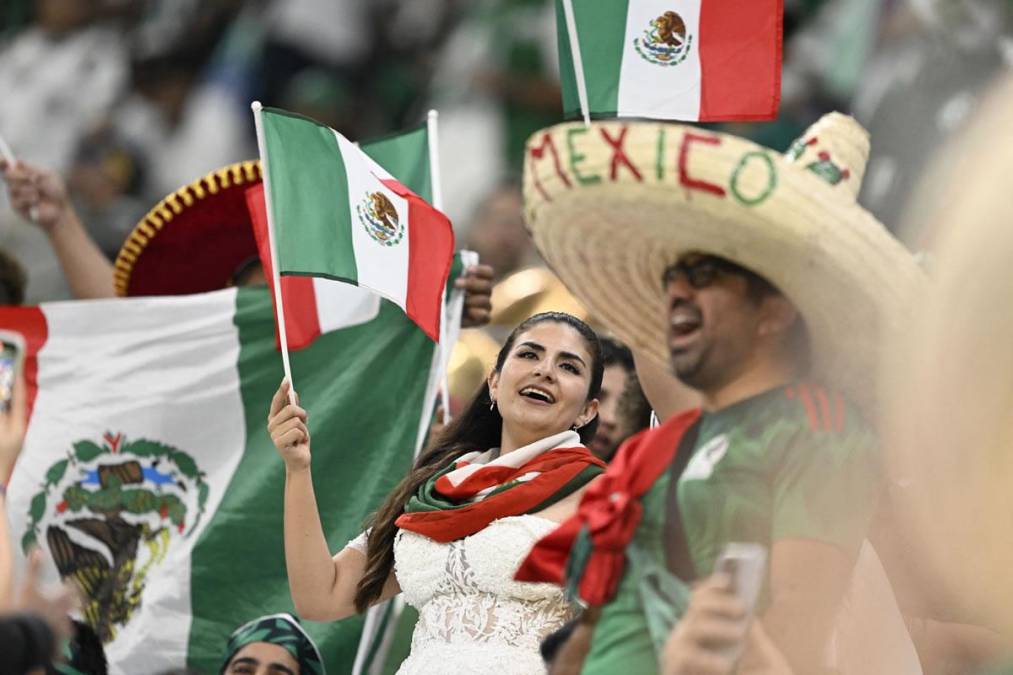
[344,530,370,555]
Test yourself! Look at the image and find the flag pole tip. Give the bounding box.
[427,109,438,121]
[251,101,263,112]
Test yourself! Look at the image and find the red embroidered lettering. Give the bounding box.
[678,132,725,197]
[599,126,642,182]
[528,133,572,202]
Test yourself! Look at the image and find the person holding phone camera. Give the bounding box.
[514,114,924,674]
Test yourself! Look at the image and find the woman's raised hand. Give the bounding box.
[268,379,311,471]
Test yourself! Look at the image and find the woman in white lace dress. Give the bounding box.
[267,312,609,674]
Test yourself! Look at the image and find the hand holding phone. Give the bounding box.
[713,542,768,662]
[714,543,767,615]
[0,330,27,478]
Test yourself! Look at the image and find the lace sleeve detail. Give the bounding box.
[345,530,369,555]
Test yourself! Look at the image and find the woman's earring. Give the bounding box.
[489,398,497,411]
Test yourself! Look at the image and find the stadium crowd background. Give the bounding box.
[2,1,1013,673]
[1,0,1010,305]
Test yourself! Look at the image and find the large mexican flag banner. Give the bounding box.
[1,276,465,673]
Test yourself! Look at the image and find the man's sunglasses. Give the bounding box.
[662,256,755,289]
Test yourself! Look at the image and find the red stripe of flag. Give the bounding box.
[380,178,455,343]
[699,0,783,121]
[246,184,322,350]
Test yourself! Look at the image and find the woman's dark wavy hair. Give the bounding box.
[353,312,604,611]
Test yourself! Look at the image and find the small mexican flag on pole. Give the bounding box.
[245,120,439,353]
[251,104,456,392]
[557,0,783,123]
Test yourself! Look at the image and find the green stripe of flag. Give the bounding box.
[555,0,630,118]
[361,124,431,203]
[261,107,359,284]
[186,285,442,673]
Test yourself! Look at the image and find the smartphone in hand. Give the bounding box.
[0,330,26,413]
[713,542,768,660]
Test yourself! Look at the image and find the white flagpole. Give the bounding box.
[561,0,591,126]
[427,109,452,425]
[251,101,297,403]
[0,134,16,165]
[0,132,40,222]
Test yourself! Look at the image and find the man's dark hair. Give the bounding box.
[619,372,653,435]
[730,260,811,374]
[600,336,634,372]
[0,248,26,305]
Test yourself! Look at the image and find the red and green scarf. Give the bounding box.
[395,430,606,543]
[514,408,702,606]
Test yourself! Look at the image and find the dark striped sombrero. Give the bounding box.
[113,161,262,296]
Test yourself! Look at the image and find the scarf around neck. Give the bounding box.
[396,430,606,543]
[514,408,703,606]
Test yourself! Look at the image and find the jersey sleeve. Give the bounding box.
[769,420,882,557]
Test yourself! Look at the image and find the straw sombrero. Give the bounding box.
[489,266,590,328]
[113,161,262,296]
[523,113,924,411]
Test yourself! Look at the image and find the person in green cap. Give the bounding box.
[220,613,324,675]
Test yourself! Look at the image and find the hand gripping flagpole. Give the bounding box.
[0,132,40,222]
[427,109,452,426]
[561,0,592,126]
[251,101,297,404]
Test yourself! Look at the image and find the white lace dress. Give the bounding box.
[349,515,575,674]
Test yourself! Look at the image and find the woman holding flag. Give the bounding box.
[268,311,608,674]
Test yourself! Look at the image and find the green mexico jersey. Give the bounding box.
[582,383,882,675]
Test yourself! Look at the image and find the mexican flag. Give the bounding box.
[247,124,437,351]
[0,273,466,674]
[557,0,782,121]
[255,107,455,343]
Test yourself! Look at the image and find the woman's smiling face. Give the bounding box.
[489,321,599,451]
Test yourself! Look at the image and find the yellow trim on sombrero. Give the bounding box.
[113,160,262,296]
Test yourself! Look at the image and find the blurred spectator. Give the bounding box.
[0,0,127,173]
[0,249,26,305]
[110,44,253,202]
[279,68,355,134]
[0,159,115,299]
[1,374,79,674]
[855,0,1013,240]
[65,125,147,256]
[255,0,371,109]
[589,337,651,462]
[220,613,324,675]
[427,0,560,226]
[463,182,538,280]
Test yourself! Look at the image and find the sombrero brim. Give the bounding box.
[524,121,925,411]
[114,161,262,296]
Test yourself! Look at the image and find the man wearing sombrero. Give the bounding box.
[514,113,925,673]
